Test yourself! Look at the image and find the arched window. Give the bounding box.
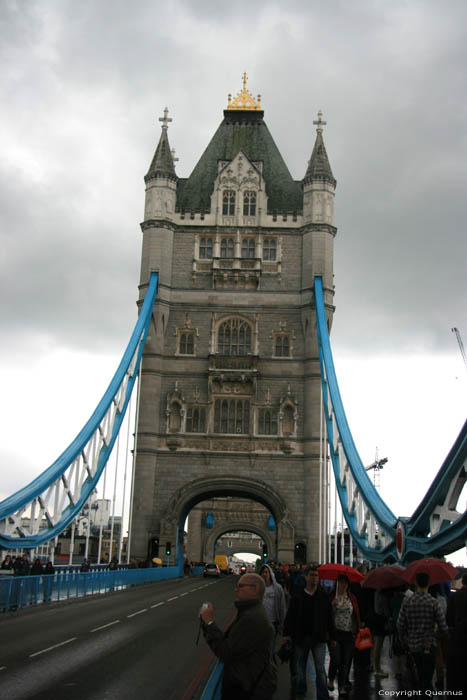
[222,190,236,216]
[263,239,276,261]
[169,403,182,433]
[180,333,194,355]
[199,237,213,259]
[258,409,278,435]
[243,191,256,216]
[220,238,234,258]
[241,238,255,259]
[214,399,250,434]
[282,405,294,436]
[217,318,252,356]
[186,407,206,433]
[275,335,290,357]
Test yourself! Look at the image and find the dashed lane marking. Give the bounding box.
[179,592,188,596]
[167,596,179,601]
[91,620,120,633]
[0,667,6,672]
[127,608,148,618]
[29,637,77,658]
[150,602,165,609]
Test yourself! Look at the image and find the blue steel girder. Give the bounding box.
[0,273,159,549]
[314,276,467,564]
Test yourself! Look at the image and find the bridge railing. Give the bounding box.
[200,661,223,700]
[0,564,187,612]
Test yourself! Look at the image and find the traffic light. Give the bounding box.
[262,544,268,560]
[165,541,172,556]
[149,537,159,558]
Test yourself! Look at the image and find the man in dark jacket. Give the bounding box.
[283,565,336,699]
[200,573,275,699]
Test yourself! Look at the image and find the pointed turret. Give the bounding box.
[303,111,336,225]
[303,111,336,187]
[143,108,177,222]
[302,111,337,292]
[145,107,177,182]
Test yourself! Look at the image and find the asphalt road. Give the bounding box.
[0,574,237,700]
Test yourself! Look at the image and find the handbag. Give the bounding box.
[354,627,373,650]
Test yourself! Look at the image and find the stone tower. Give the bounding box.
[130,76,337,564]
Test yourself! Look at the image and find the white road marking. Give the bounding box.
[150,601,165,609]
[91,620,120,633]
[180,592,188,597]
[29,637,76,658]
[167,596,179,601]
[0,666,6,671]
[127,608,148,618]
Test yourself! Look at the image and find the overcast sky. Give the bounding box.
[1,0,466,561]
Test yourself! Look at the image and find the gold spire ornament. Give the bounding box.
[226,72,261,111]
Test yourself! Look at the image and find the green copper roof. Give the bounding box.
[304,130,336,186]
[176,111,303,214]
[146,127,177,181]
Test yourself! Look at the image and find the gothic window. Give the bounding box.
[263,238,276,261]
[199,237,213,259]
[258,409,278,435]
[243,191,256,216]
[220,238,234,258]
[222,190,236,216]
[217,318,252,355]
[214,399,250,434]
[282,405,294,436]
[274,335,290,357]
[179,333,195,355]
[169,403,182,433]
[241,238,255,259]
[186,407,206,433]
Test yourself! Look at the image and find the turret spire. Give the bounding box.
[145,107,177,182]
[303,110,335,186]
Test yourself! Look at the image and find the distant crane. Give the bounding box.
[365,448,388,492]
[451,327,467,373]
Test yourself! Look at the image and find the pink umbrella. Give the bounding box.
[402,558,458,585]
[362,565,406,589]
[318,563,364,583]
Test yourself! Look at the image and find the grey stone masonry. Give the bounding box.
[130,102,336,565]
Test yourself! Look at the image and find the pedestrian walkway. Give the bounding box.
[274,636,431,699]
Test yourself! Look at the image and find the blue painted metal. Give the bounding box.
[314,276,397,560]
[200,662,223,700]
[0,273,159,548]
[0,563,187,612]
[314,276,467,562]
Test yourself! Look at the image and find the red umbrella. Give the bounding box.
[318,563,364,583]
[402,558,458,585]
[362,565,406,589]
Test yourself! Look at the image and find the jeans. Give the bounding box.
[329,630,354,690]
[294,636,330,699]
[412,646,435,693]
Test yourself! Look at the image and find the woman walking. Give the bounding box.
[328,574,361,697]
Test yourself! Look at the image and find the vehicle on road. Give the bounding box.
[215,555,230,575]
[203,563,221,578]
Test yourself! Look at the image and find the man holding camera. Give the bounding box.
[200,573,276,699]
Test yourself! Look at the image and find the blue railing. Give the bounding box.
[0,565,185,611]
[200,662,223,700]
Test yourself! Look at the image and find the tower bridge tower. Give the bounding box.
[131,76,337,564]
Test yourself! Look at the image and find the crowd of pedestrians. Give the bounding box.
[200,558,466,699]
[1,553,55,577]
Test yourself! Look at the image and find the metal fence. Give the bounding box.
[200,662,223,700]
[0,565,191,611]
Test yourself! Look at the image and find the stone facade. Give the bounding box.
[130,87,336,564]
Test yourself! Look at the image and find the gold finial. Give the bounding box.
[226,73,262,111]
